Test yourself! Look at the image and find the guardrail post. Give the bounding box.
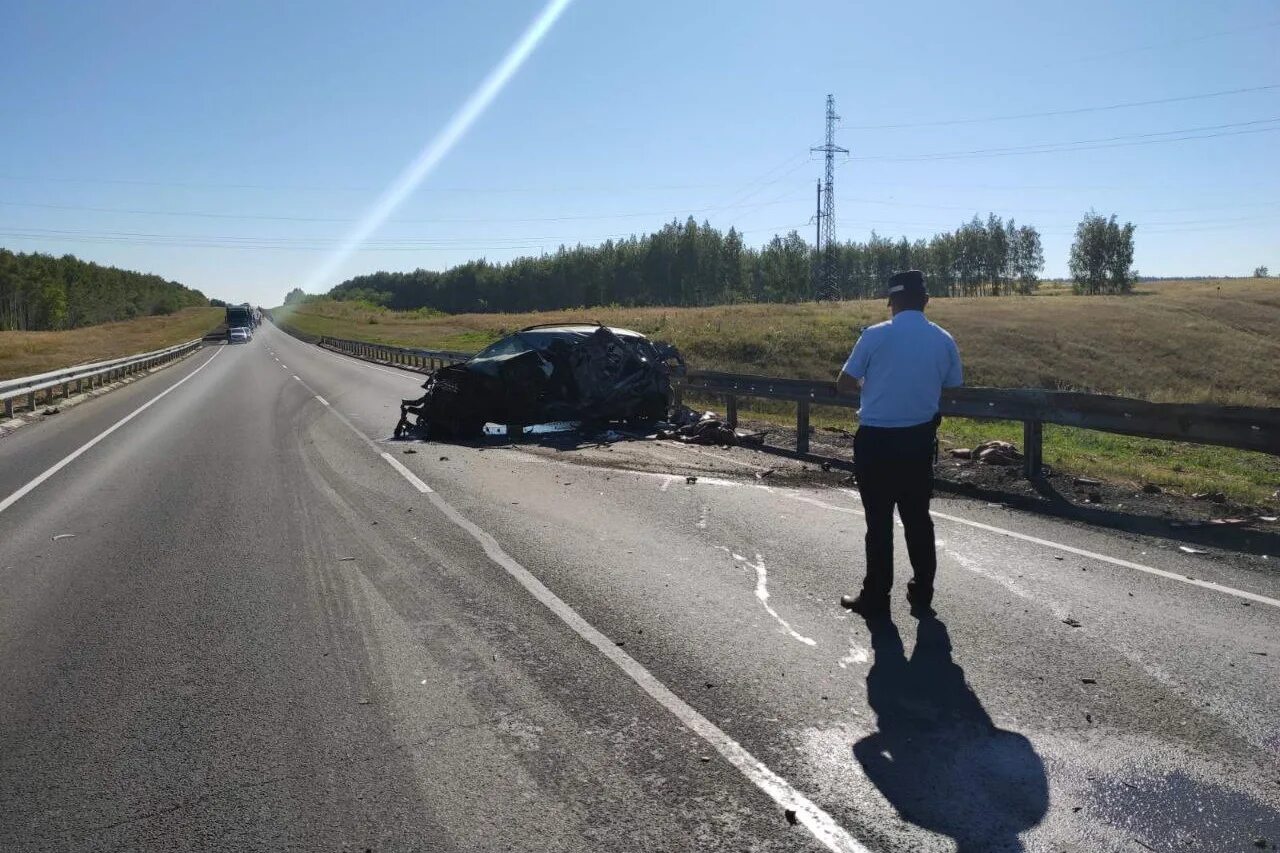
[725,395,738,428]
[796,400,810,454]
[28,391,36,412]
[4,398,12,418]
[61,381,69,398]
[1023,419,1043,480]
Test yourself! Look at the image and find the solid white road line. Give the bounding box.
[379,452,434,493]
[314,395,330,407]
[291,364,868,853]
[414,484,866,853]
[0,347,223,517]
[928,508,1280,609]
[545,460,1279,609]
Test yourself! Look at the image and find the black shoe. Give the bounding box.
[906,581,935,617]
[840,594,890,619]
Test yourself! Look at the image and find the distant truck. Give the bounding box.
[225,303,259,337]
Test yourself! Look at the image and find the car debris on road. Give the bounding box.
[655,410,767,447]
[395,324,684,440]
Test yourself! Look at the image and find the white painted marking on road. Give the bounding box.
[929,509,1280,609]
[0,347,223,517]
[716,545,817,646]
[293,375,302,381]
[314,395,330,407]
[696,505,709,530]
[557,463,1275,608]
[303,379,868,853]
[415,493,860,852]
[748,552,818,647]
[280,363,287,369]
[836,487,1279,608]
[380,452,433,493]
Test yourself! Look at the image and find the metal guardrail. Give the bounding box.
[318,336,473,372]
[309,333,1280,479]
[1,338,204,419]
[680,370,1280,477]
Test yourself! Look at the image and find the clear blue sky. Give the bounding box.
[2,0,1277,306]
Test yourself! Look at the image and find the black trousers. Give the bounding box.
[853,421,937,604]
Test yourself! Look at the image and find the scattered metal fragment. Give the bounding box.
[658,410,765,447]
[51,533,76,541]
[1074,477,1103,487]
[754,468,776,480]
[1063,618,1082,628]
[1178,546,1206,554]
[1081,678,1097,685]
[402,448,417,454]
[1191,491,1226,503]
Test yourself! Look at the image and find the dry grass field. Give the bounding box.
[278,279,1280,405]
[0,307,223,380]
[275,280,1280,503]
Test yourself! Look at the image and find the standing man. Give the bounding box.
[836,270,963,619]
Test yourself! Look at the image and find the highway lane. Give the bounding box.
[264,324,1280,852]
[2,322,1278,852]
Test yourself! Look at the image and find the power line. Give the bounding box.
[1042,18,1280,68]
[0,172,800,196]
[839,83,1280,131]
[0,193,809,226]
[0,220,813,253]
[848,118,1280,162]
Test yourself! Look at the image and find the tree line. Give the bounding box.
[0,249,209,331]
[325,213,1061,314]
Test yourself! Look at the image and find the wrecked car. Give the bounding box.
[395,324,685,439]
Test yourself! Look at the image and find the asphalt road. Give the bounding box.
[1,322,1277,853]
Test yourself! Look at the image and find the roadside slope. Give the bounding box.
[0,307,222,380]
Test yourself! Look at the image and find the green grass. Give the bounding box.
[689,395,1279,507]
[274,279,1280,505]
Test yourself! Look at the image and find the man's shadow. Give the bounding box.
[853,616,1049,852]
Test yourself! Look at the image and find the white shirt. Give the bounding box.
[842,310,963,428]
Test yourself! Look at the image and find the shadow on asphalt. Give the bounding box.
[853,616,1048,852]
